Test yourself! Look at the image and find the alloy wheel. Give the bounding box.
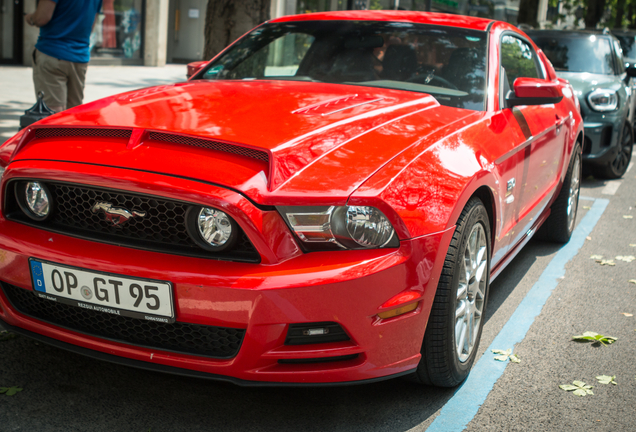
[455,223,488,363]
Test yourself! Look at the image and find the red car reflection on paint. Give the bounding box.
[0,11,582,387]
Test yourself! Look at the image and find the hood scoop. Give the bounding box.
[292,94,384,116]
[18,126,270,164]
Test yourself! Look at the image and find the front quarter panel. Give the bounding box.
[350,111,522,264]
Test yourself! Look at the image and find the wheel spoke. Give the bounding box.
[456,300,466,318]
[456,319,467,356]
[467,310,475,349]
[457,283,468,301]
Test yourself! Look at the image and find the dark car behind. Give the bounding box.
[527,29,634,178]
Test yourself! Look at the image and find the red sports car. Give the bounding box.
[0,11,582,387]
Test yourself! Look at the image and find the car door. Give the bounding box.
[500,33,567,248]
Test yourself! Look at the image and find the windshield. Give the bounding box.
[531,35,615,75]
[196,21,488,111]
[615,35,636,61]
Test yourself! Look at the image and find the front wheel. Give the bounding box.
[593,122,633,179]
[412,197,491,387]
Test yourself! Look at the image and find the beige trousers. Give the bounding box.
[32,49,88,112]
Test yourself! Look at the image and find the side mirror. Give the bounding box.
[626,63,636,78]
[506,77,563,108]
[187,61,208,79]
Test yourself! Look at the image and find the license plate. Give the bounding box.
[29,259,175,323]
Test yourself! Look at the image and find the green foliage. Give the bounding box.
[572,331,617,346]
[0,331,17,341]
[560,381,594,396]
[0,386,23,396]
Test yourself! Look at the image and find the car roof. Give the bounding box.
[525,29,614,38]
[611,29,636,36]
[270,10,494,32]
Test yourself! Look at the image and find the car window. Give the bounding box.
[615,35,636,61]
[530,35,615,75]
[613,39,625,74]
[500,35,540,90]
[198,21,489,111]
[227,32,315,79]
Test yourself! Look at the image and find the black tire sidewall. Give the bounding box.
[420,198,491,386]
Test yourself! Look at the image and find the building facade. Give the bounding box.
[2,0,522,67]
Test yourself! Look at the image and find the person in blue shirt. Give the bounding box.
[25,0,103,113]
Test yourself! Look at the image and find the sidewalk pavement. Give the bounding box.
[0,64,187,142]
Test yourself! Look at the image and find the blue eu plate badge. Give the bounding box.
[30,260,46,292]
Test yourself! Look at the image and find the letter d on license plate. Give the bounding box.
[29,259,174,323]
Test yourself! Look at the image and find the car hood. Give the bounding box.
[14,80,478,204]
[557,72,623,98]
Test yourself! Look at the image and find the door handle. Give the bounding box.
[555,115,562,134]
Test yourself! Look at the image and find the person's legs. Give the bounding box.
[66,61,88,109]
[32,49,67,113]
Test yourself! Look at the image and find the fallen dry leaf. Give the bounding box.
[582,206,591,210]
[590,255,603,260]
[630,244,636,247]
[620,312,633,317]
[597,259,616,266]
[624,215,634,219]
[629,279,636,284]
[586,236,592,240]
[616,256,636,263]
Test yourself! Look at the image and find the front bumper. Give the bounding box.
[581,113,625,166]
[0,164,453,385]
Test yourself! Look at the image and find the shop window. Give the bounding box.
[90,0,143,62]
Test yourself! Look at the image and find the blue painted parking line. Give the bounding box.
[427,198,609,432]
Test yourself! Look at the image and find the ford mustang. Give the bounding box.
[0,11,582,387]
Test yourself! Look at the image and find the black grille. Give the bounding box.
[600,126,613,148]
[148,131,269,163]
[2,282,245,358]
[5,181,260,262]
[583,136,592,155]
[34,128,132,139]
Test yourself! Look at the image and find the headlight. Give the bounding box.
[587,89,618,112]
[279,205,398,250]
[344,206,395,248]
[186,206,238,251]
[16,181,52,221]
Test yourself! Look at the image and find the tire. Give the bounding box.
[536,144,582,243]
[593,122,633,179]
[412,197,491,387]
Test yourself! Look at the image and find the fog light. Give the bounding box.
[186,206,238,252]
[303,328,329,336]
[17,181,52,221]
[377,302,418,319]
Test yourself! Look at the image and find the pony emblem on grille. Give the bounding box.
[91,202,146,226]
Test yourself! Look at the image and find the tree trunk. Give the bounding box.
[517,0,539,28]
[584,0,605,28]
[629,2,636,29]
[615,0,626,28]
[203,0,271,61]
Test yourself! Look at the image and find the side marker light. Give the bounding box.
[377,302,418,320]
